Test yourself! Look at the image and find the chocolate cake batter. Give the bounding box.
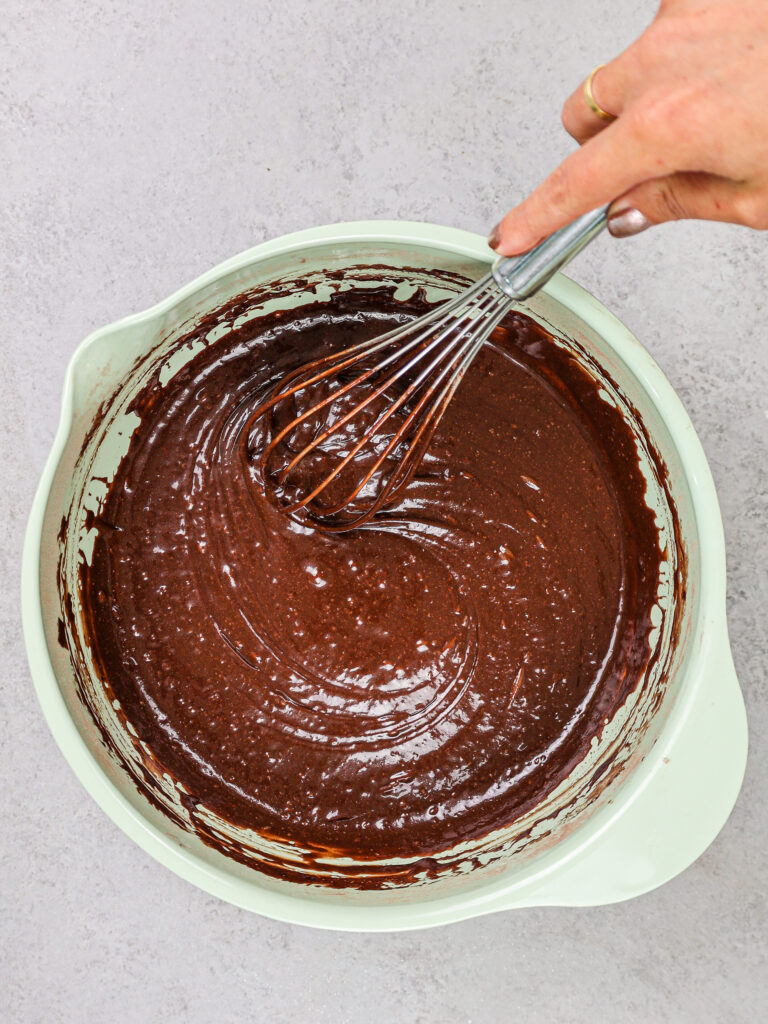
[79,279,663,872]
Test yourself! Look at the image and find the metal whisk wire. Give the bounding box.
[251,206,609,531]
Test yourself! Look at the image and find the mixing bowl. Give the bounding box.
[22,222,748,930]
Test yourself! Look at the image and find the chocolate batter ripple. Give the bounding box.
[81,282,662,862]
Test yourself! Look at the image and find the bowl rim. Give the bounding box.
[21,219,732,930]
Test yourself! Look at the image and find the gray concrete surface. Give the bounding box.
[2,1,766,1021]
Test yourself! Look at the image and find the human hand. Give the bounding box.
[489,0,768,255]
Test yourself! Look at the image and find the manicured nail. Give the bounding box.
[487,222,502,250]
[607,206,652,238]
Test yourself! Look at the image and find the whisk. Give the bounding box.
[252,206,608,531]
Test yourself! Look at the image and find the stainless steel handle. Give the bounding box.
[492,205,609,301]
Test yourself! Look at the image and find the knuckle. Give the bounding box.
[626,100,660,143]
[628,92,675,140]
[645,12,689,52]
[629,31,656,71]
[560,101,575,134]
[732,191,768,230]
[654,182,689,221]
[560,93,592,142]
[515,204,543,244]
[545,163,574,211]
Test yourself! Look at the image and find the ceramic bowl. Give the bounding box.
[22,222,747,930]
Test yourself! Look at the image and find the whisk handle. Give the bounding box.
[492,205,609,301]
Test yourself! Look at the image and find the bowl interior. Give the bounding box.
[40,236,696,908]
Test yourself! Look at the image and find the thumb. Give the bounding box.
[608,171,750,236]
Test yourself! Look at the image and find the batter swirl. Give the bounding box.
[80,282,662,863]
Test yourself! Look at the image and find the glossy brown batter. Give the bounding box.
[79,280,663,870]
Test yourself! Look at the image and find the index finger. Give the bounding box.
[491,110,676,255]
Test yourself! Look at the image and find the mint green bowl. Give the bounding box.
[21,222,748,931]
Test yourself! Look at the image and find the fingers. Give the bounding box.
[490,114,672,256]
[561,61,625,144]
[607,172,762,235]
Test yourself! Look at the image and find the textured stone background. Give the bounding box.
[2,1,766,1021]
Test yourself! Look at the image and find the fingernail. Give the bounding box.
[607,206,652,238]
[487,222,502,250]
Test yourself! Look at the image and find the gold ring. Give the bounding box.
[584,64,616,122]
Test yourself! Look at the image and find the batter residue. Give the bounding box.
[79,280,663,871]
